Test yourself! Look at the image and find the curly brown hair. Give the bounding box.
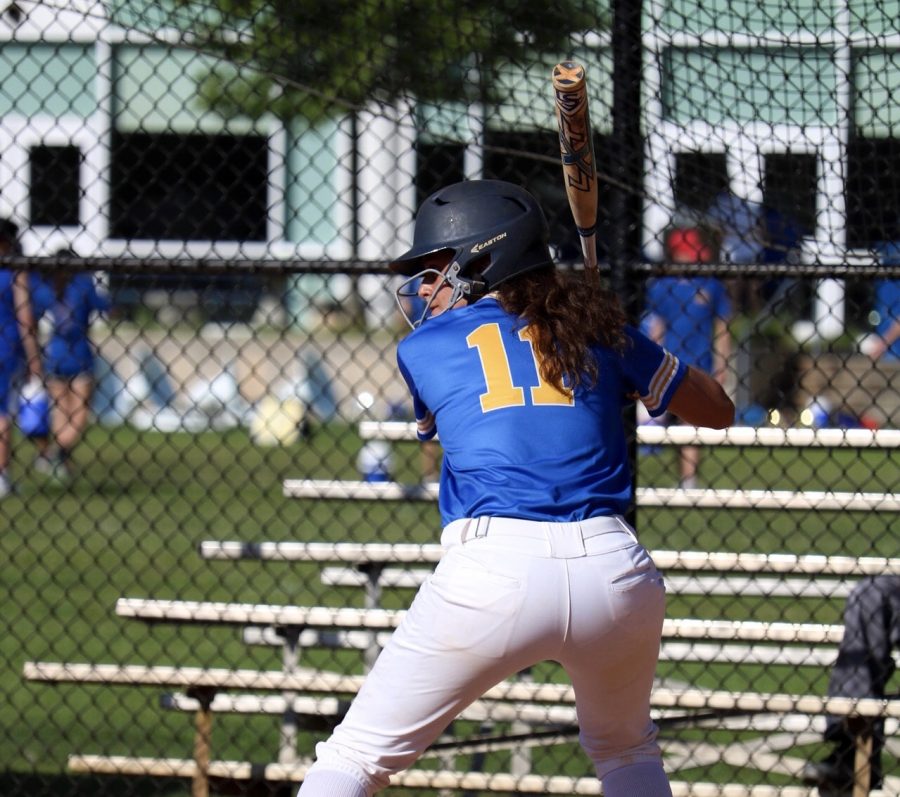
[495,266,627,392]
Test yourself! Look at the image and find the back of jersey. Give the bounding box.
[0,271,23,358]
[397,297,632,524]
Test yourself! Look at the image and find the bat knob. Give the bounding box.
[552,62,585,87]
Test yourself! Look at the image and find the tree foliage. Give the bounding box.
[167,0,603,120]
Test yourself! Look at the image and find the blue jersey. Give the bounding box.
[43,274,110,377]
[0,270,23,413]
[397,297,686,525]
[0,270,53,364]
[643,277,730,372]
[0,270,51,414]
[874,279,900,360]
[0,270,23,364]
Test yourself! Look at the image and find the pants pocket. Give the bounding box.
[608,546,666,636]
[414,548,524,659]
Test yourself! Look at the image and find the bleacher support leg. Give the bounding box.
[279,626,302,763]
[851,721,874,797]
[359,563,385,671]
[188,686,215,797]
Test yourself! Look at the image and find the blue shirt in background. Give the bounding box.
[0,270,24,366]
[0,270,55,365]
[642,277,731,373]
[0,270,52,413]
[874,280,900,360]
[42,274,111,378]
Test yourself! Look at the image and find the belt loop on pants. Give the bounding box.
[456,517,491,544]
[460,517,490,542]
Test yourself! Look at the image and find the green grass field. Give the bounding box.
[1,422,896,794]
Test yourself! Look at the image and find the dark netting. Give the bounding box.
[1,1,898,796]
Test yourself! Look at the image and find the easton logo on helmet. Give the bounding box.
[470,232,507,253]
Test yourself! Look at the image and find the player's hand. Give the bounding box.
[26,356,43,380]
[861,334,887,360]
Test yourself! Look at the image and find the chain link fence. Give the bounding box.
[2,1,899,795]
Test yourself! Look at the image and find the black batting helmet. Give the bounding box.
[389,179,553,294]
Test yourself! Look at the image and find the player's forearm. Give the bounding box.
[667,365,735,429]
[12,273,41,373]
[866,319,900,359]
[713,319,730,384]
[881,319,900,349]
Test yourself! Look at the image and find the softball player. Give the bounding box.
[0,219,43,498]
[41,255,112,480]
[642,227,731,489]
[297,180,734,797]
[866,278,900,360]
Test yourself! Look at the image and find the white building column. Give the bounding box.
[463,103,484,180]
[812,8,853,341]
[356,100,417,330]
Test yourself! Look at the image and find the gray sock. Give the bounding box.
[603,760,673,797]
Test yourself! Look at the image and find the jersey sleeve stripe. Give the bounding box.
[642,351,680,412]
[416,411,437,441]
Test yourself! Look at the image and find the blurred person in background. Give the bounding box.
[37,248,111,482]
[0,219,44,497]
[859,244,900,366]
[642,227,732,489]
[862,280,900,361]
[705,188,765,265]
[801,575,898,796]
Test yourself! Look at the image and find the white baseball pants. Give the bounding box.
[298,514,671,797]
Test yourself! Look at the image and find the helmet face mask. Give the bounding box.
[395,261,486,329]
[391,180,553,327]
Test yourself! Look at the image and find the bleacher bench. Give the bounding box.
[196,539,900,793]
[26,660,900,797]
[28,405,900,797]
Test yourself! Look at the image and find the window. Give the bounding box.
[30,145,81,226]
[109,132,267,321]
[843,138,900,327]
[110,132,268,240]
[763,152,816,239]
[673,151,729,215]
[846,136,900,248]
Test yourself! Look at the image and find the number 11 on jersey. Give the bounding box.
[466,323,574,412]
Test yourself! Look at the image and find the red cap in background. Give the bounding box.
[666,227,714,263]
